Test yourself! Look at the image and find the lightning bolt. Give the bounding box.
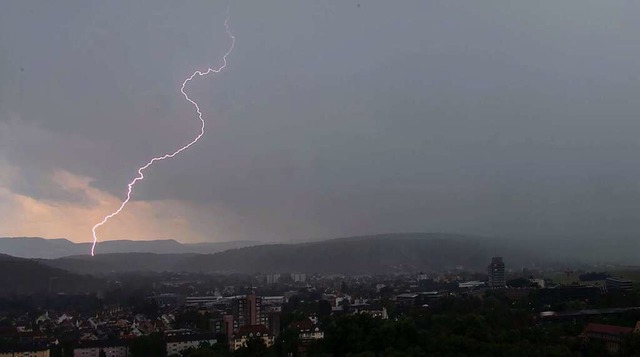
[90,8,235,256]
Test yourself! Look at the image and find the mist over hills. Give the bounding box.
[0,237,261,259]
[174,233,523,274]
[42,253,198,275]
[4,233,638,276]
[35,233,562,275]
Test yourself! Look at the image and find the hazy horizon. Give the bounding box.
[3,1,640,246]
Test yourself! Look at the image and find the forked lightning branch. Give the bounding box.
[90,11,236,256]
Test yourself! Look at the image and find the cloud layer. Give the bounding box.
[3,1,640,244]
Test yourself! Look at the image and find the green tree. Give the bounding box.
[318,299,332,320]
[234,338,271,357]
[129,332,165,357]
[274,328,300,356]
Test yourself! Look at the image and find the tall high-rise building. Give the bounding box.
[487,257,506,288]
[268,312,281,338]
[246,294,258,326]
[291,273,307,283]
[233,294,267,327]
[223,314,235,341]
[211,314,236,340]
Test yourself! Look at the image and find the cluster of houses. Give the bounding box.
[0,308,178,356]
[1,266,639,355]
[0,292,329,356]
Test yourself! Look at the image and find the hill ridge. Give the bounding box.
[0,237,262,259]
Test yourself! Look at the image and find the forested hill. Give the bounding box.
[173,233,539,274]
[0,253,100,295]
[0,237,261,259]
[40,233,548,274]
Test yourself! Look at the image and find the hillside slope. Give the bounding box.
[41,233,546,274]
[0,254,100,295]
[0,237,261,258]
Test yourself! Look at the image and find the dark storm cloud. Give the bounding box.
[2,1,640,242]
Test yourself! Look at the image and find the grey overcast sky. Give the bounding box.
[2,1,640,243]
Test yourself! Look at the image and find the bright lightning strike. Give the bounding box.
[90,10,236,256]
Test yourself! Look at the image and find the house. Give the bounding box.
[0,346,50,357]
[165,331,217,356]
[73,340,129,357]
[359,307,388,320]
[458,281,486,289]
[291,319,324,341]
[136,321,156,335]
[57,314,73,324]
[231,325,274,351]
[35,313,51,325]
[395,293,418,307]
[581,323,633,354]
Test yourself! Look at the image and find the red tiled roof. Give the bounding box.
[235,325,270,337]
[584,323,633,336]
[292,319,314,331]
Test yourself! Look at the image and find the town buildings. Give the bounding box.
[230,325,274,351]
[3,256,639,355]
[581,323,634,354]
[165,330,217,356]
[73,340,129,357]
[291,319,324,342]
[487,257,506,288]
[0,349,50,357]
[233,294,267,328]
[605,277,633,291]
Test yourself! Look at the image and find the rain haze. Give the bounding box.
[2,0,640,248]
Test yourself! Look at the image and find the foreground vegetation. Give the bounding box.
[175,290,640,357]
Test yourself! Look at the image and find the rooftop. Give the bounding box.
[235,325,271,338]
[583,323,633,336]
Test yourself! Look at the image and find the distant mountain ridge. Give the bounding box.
[38,233,553,275]
[172,233,538,274]
[0,237,262,259]
[7,233,637,275]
